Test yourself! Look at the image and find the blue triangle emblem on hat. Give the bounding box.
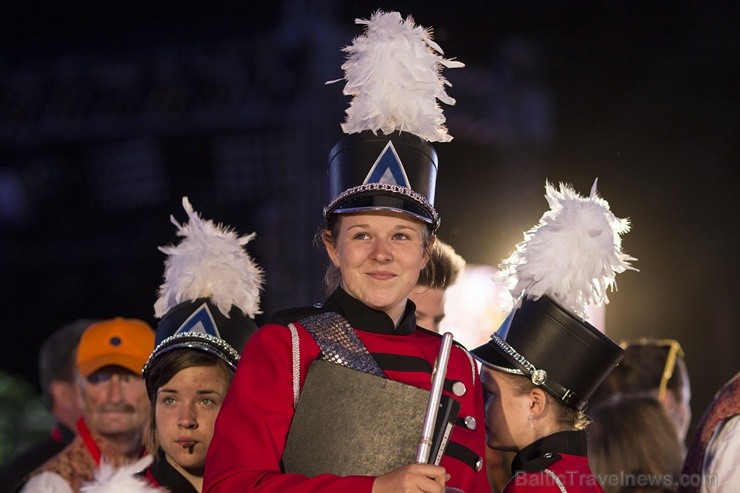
[495,309,516,340]
[363,141,411,188]
[174,302,221,338]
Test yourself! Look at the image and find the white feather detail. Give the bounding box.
[330,10,464,142]
[80,455,164,493]
[153,197,264,319]
[17,471,74,493]
[496,179,637,319]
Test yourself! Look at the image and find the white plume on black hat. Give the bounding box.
[472,179,636,410]
[324,11,463,229]
[154,197,263,320]
[143,197,263,379]
[496,179,637,319]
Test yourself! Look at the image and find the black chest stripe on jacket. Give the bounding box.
[372,353,459,394]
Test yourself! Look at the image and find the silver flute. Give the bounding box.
[416,331,455,464]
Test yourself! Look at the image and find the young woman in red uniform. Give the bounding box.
[203,207,489,493]
[471,180,638,493]
[76,198,264,493]
[204,12,488,493]
[473,300,620,493]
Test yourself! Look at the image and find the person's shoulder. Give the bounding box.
[267,304,329,326]
[0,434,68,492]
[416,326,441,338]
[18,470,73,493]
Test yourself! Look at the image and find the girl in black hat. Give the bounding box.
[472,180,637,493]
[81,197,263,492]
[474,296,622,493]
[203,11,489,493]
[140,342,237,492]
[140,198,263,492]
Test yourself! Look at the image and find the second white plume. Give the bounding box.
[496,180,637,319]
[154,197,264,320]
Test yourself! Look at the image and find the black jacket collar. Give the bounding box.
[323,287,417,335]
[148,450,198,493]
[511,430,588,473]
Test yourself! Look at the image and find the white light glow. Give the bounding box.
[440,264,607,351]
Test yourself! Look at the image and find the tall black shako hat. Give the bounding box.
[324,11,464,230]
[472,180,638,410]
[142,197,264,385]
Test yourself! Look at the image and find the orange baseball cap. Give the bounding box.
[76,317,155,377]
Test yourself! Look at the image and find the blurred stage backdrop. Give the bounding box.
[0,0,737,451]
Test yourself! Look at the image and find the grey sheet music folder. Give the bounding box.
[282,359,459,477]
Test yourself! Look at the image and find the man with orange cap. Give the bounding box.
[18,317,155,493]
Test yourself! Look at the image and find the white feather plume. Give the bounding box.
[154,197,264,319]
[80,455,164,493]
[496,179,637,319]
[330,10,464,142]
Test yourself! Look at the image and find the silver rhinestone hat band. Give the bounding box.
[142,331,240,378]
[487,334,585,410]
[489,334,540,380]
[324,183,439,227]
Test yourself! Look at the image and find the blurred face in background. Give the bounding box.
[78,365,149,439]
[409,286,446,332]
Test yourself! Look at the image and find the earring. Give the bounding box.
[528,412,534,429]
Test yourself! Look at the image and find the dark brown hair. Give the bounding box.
[416,239,465,290]
[590,340,689,405]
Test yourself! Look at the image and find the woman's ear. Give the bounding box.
[422,234,436,268]
[529,386,548,418]
[323,231,341,268]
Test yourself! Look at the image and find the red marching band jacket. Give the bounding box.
[203,288,490,493]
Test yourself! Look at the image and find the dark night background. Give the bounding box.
[0,0,737,448]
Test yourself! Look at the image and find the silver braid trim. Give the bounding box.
[544,469,568,493]
[288,323,300,408]
[458,345,477,386]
